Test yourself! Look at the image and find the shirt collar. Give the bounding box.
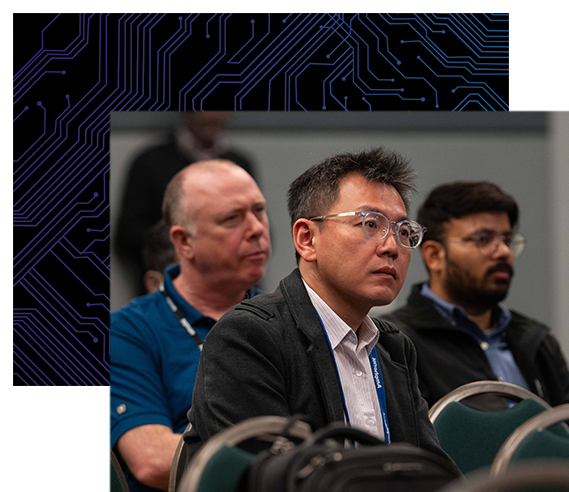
[163,264,207,325]
[420,282,512,336]
[302,280,379,355]
[163,263,263,324]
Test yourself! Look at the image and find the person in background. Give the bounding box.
[382,181,569,410]
[142,219,178,294]
[115,111,255,295]
[111,160,271,492]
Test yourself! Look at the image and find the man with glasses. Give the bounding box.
[382,181,569,410]
[184,148,453,464]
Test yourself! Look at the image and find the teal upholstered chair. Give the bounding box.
[111,448,130,492]
[491,403,569,476]
[178,416,312,492]
[429,381,551,475]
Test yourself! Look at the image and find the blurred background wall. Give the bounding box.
[110,112,569,357]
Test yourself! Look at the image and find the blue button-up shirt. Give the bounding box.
[420,283,529,391]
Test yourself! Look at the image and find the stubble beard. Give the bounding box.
[443,256,512,312]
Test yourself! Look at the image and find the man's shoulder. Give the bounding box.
[505,310,561,356]
[199,289,296,361]
[111,292,168,331]
[132,139,177,162]
[379,284,443,333]
[208,272,314,346]
[221,288,288,326]
[371,316,420,369]
[378,302,424,339]
[372,316,401,334]
[380,303,415,325]
[508,309,551,332]
[128,140,187,175]
[221,270,306,325]
[373,317,414,351]
[509,309,546,323]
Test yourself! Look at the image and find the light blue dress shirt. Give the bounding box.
[420,283,530,391]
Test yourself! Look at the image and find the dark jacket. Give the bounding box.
[184,270,450,463]
[381,283,569,410]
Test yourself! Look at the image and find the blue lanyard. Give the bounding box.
[319,313,391,443]
[368,346,391,444]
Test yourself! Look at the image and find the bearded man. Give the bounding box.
[382,181,569,410]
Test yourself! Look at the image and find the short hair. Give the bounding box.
[418,181,519,242]
[143,219,176,273]
[287,148,416,261]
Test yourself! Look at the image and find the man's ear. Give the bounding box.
[421,240,446,274]
[143,270,163,294]
[169,225,194,260]
[292,219,318,263]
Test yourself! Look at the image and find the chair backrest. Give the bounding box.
[111,448,130,492]
[429,381,551,475]
[429,380,550,423]
[195,445,255,492]
[169,422,192,492]
[491,403,569,476]
[178,416,312,492]
[437,461,569,492]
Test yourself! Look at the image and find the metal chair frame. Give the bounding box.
[178,416,312,492]
[168,422,192,492]
[111,448,130,492]
[491,403,569,476]
[429,380,551,423]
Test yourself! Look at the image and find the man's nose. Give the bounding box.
[376,229,399,258]
[493,236,513,258]
[246,212,267,238]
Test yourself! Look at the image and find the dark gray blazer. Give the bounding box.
[185,269,450,463]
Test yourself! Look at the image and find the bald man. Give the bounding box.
[115,112,255,296]
[110,160,271,492]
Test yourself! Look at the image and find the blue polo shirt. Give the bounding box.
[110,264,261,492]
[420,283,530,391]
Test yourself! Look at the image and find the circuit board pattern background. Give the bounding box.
[13,13,509,386]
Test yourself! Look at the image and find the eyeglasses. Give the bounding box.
[308,211,427,249]
[444,232,526,258]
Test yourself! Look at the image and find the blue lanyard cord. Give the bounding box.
[318,312,391,443]
[368,346,391,444]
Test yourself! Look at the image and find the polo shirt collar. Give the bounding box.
[163,264,263,324]
[163,264,206,325]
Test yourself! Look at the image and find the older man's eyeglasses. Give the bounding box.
[445,232,526,258]
[308,211,427,249]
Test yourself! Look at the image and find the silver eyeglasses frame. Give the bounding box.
[308,211,427,249]
[444,231,526,258]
